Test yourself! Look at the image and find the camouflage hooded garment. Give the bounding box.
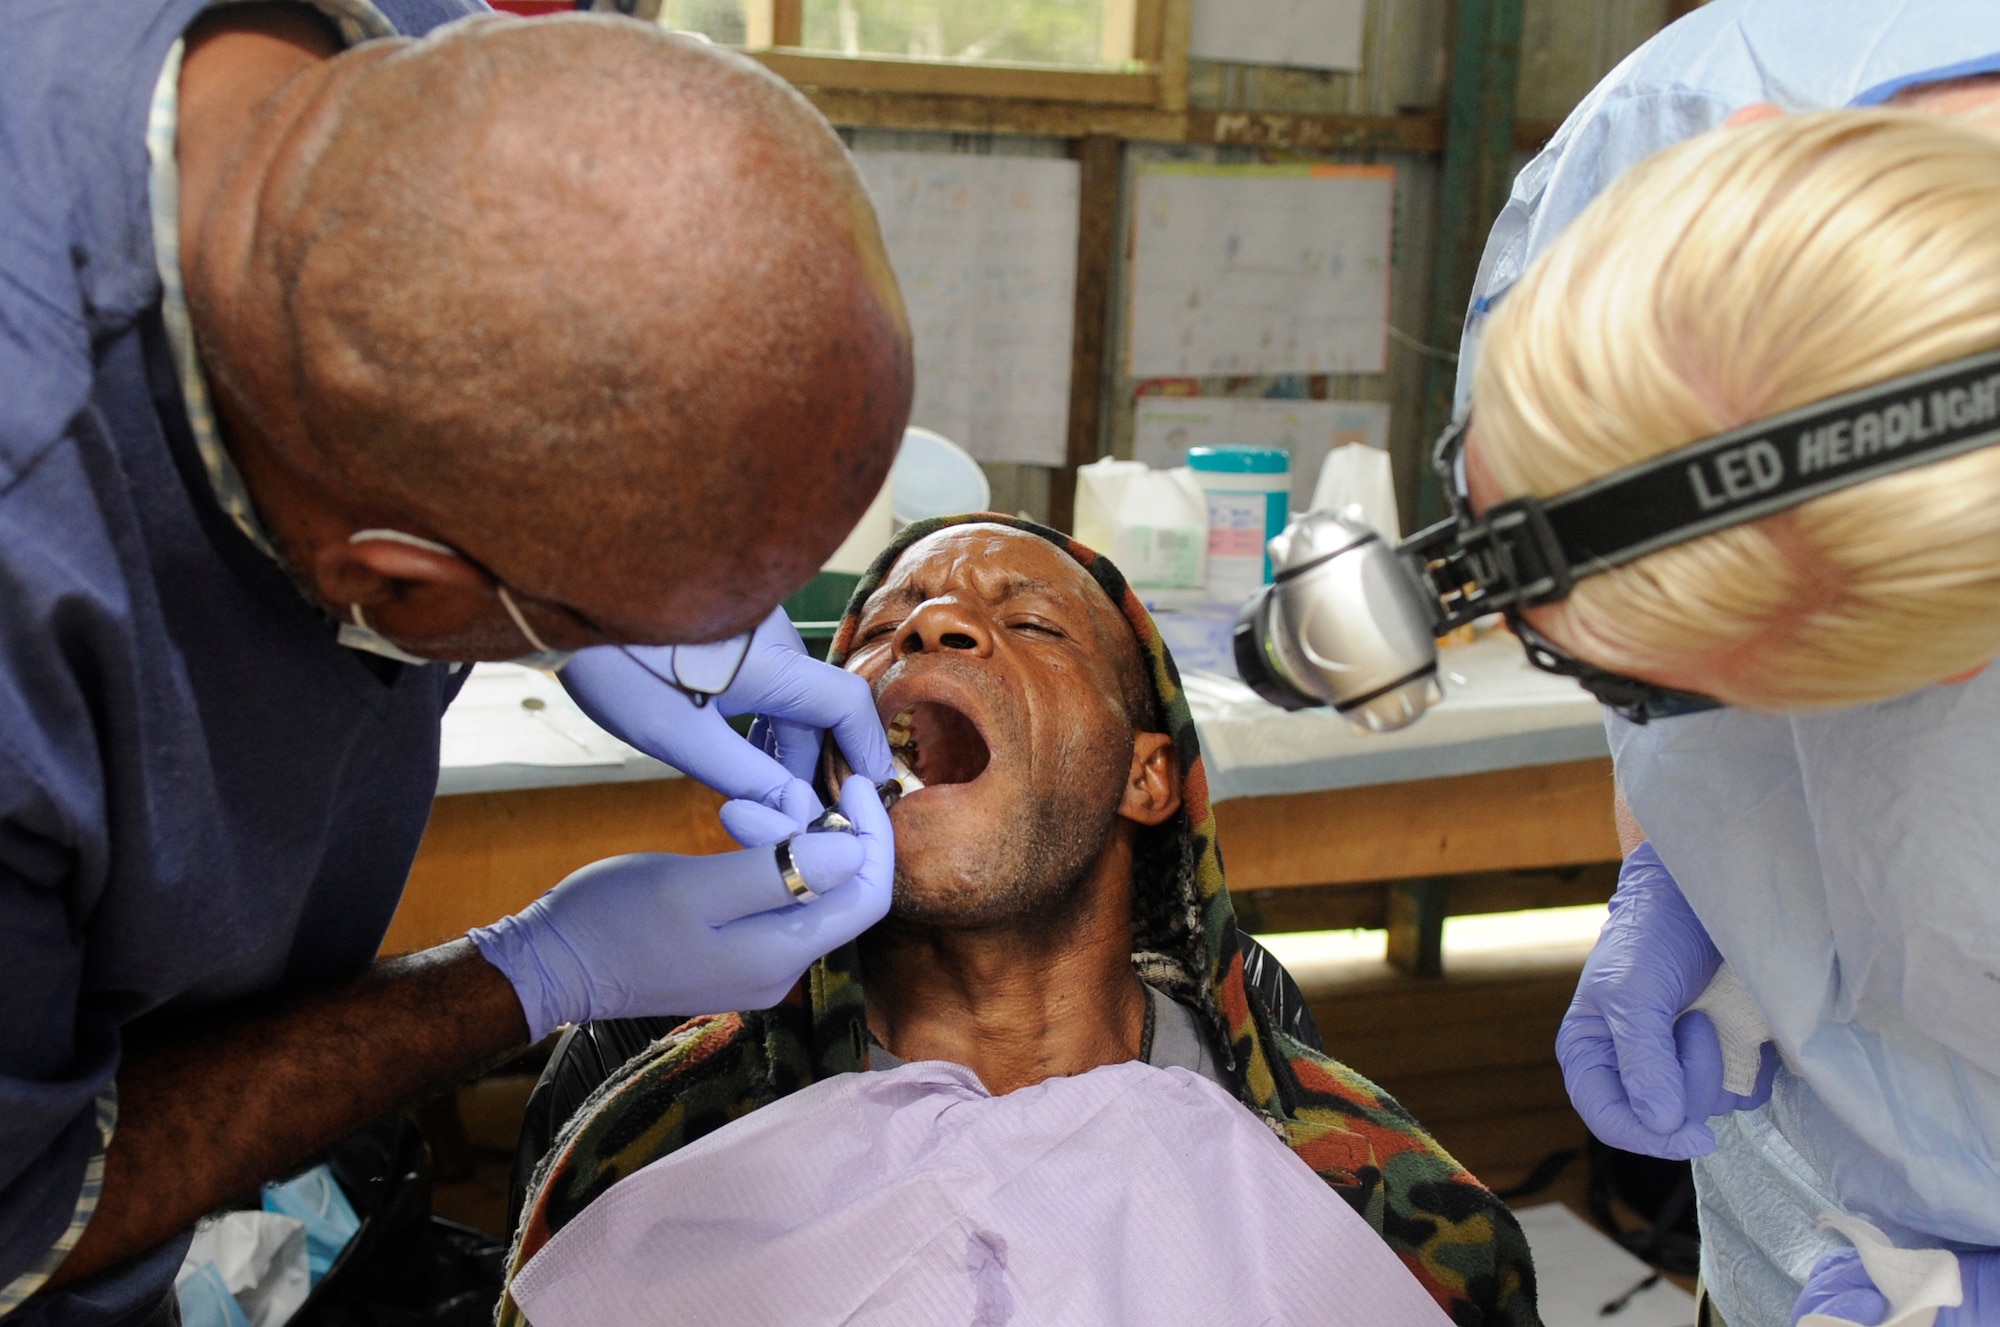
[501,514,1541,1327]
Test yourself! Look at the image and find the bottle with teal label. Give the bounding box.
[1186,446,1290,606]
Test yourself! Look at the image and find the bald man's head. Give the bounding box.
[203,15,910,645]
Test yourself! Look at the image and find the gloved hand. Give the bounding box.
[470,776,893,1042]
[1796,1249,1892,1326]
[1794,1246,2000,1325]
[561,607,891,827]
[1556,840,1775,1159]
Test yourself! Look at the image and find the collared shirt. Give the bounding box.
[0,0,478,1318]
[864,984,1230,1089]
[145,0,394,567]
[0,9,408,1316]
[147,5,493,673]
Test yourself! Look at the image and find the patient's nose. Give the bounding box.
[901,599,993,657]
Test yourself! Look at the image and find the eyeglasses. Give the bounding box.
[609,633,754,708]
[1433,414,1476,524]
[530,596,755,708]
[429,536,755,708]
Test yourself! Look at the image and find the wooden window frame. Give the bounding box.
[739,0,1191,110]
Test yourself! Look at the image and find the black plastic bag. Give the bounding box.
[291,1115,505,1327]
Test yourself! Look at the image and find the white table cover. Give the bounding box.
[438,630,1605,801]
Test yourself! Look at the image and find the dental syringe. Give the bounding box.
[802,754,920,834]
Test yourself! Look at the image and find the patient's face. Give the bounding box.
[843,526,1146,927]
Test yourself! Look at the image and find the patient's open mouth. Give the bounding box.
[887,702,991,789]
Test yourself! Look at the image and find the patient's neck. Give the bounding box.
[860,840,1146,1097]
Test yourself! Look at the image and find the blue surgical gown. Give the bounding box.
[1456,0,2000,413]
[1450,4,2000,1324]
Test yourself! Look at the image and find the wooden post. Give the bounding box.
[1386,877,1450,977]
[1051,134,1122,534]
[772,0,803,46]
[746,0,801,48]
[1155,0,1192,112]
[1129,0,1165,67]
[1416,0,1525,524]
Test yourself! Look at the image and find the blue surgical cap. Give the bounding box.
[1454,0,2000,412]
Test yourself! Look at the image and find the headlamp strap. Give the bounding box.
[1404,498,1571,629]
[1543,347,2000,578]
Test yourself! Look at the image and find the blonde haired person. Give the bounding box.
[1451,30,2000,1327]
[1469,109,2000,711]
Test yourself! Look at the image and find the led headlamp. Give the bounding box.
[1235,346,2000,731]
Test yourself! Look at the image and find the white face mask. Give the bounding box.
[335,529,577,672]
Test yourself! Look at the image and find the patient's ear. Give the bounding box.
[1118,731,1182,826]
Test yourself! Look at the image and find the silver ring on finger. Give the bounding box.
[774,836,818,903]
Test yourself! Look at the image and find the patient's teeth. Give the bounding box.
[886,706,920,790]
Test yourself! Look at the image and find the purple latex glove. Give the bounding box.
[1795,1247,2000,1325]
[1678,1005,1779,1125]
[1795,1250,1893,1325]
[1556,841,1775,1159]
[471,777,892,1042]
[561,607,892,828]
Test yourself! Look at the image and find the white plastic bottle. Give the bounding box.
[1072,458,1207,588]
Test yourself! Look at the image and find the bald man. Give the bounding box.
[0,3,911,1323]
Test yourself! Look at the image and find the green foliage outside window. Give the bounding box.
[653,0,1110,67]
[655,0,748,43]
[804,0,1103,65]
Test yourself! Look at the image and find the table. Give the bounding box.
[1178,631,1621,971]
[381,636,1623,971]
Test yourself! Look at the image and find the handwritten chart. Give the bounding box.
[854,151,1080,467]
[1129,164,1394,379]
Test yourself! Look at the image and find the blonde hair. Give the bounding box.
[1473,110,2000,709]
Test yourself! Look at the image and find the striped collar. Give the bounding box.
[145,0,397,566]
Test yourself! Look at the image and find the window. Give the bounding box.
[800,0,1111,69]
[643,0,1176,105]
[654,0,751,43]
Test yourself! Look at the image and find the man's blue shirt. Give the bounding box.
[0,0,483,1319]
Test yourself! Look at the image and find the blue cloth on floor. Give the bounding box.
[262,1167,360,1285]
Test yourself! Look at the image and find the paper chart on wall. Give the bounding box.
[854,151,1080,468]
[1132,396,1390,513]
[1129,165,1393,380]
[1189,0,1367,72]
